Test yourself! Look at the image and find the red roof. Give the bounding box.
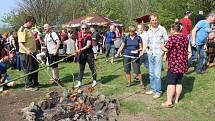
[63,13,122,27]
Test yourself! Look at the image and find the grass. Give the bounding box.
[6,54,215,121]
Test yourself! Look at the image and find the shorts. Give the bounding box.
[124,57,140,74]
[92,46,98,54]
[166,70,183,85]
[48,54,58,68]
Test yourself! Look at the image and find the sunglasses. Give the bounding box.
[81,28,87,30]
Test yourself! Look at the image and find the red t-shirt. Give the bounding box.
[180,18,192,36]
[165,34,189,74]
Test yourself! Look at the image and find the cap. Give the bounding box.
[185,11,192,15]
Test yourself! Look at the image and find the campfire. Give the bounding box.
[22,89,119,121]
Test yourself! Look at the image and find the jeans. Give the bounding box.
[16,52,22,71]
[105,43,115,58]
[148,52,163,94]
[189,45,206,72]
[78,53,96,82]
[20,53,39,87]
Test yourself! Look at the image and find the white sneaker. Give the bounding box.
[92,80,97,87]
[75,81,81,88]
[145,90,154,95]
[153,94,161,99]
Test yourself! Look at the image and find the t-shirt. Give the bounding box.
[18,26,36,53]
[123,35,142,58]
[92,32,98,46]
[139,32,148,53]
[44,32,59,54]
[63,38,75,54]
[78,33,93,54]
[105,31,116,44]
[195,20,212,45]
[165,34,189,74]
[180,18,192,36]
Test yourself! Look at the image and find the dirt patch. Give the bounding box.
[0,89,48,121]
[0,88,157,121]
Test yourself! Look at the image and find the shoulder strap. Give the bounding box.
[21,26,25,32]
[50,32,57,44]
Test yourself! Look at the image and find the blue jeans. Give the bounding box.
[148,53,163,94]
[105,43,115,58]
[189,45,206,72]
[16,52,22,71]
[196,45,206,72]
[188,46,197,67]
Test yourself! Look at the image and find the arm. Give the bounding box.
[54,39,60,55]
[19,42,31,54]
[102,36,106,47]
[78,40,92,52]
[191,26,199,46]
[139,43,148,57]
[115,43,125,57]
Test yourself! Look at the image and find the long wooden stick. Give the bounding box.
[0,54,75,86]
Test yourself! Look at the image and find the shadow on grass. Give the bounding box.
[100,75,120,84]
[60,72,91,83]
[161,75,195,100]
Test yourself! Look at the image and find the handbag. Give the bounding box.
[77,53,87,63]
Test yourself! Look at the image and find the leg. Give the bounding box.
[166,85,175,104]
[199,45,207,72]
[78,62,86,82]
[188,46,197,67]
[20,54,34,87]
[175,84,182,104]
[153,55,163,95]
[124,57,131,86]
[125,73,131,86]
[148,53,155,92]
[105,44,111,59]
[132,58,143,86]
[87,53,97,81]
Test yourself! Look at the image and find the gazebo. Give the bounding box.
[62,13,122,28]
[134,15,150,31]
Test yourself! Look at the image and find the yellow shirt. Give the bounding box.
[18,26,36,53]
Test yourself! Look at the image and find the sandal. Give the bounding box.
[161,102,174,108]
[126,83,132,87]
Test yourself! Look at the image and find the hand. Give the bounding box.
[102,45,105,48]
[53,50,58,56]
[191,41,196,47]
[26,49,31,55]
[139,51,144,57]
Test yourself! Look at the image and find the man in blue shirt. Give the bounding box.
[190,13,215,74]
[103,25,116,64]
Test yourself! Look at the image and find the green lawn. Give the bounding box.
[7,55,215,121]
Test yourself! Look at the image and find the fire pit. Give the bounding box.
[22,89,119,121]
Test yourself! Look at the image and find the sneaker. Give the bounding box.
[153,94,161,99]
[75,81,81,88]
[92,80,97,87]
[145,90,154,95]
[25,87,38,91]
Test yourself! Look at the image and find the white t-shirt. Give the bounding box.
[63,38,75,54]
[45,32,59,54]
[139,32,148,53]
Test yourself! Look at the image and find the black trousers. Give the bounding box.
[78,53,96,82]
[20,53,39,87]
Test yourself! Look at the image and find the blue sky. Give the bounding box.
[0,0,18,27]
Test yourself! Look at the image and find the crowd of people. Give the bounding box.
[0,11,215,108]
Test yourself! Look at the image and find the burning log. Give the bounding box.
[22,90,120,121]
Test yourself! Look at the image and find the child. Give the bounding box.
[161,23,189,108]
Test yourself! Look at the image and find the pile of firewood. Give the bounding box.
[22,89,119,121]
